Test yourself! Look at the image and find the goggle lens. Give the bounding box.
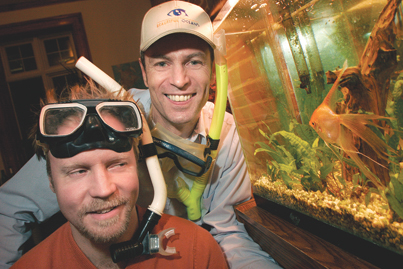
[98,103,141,133]
[39,101,142,138]
[41,105,86,136]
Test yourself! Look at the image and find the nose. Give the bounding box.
[89,167,117,198]
[170,64,190,89]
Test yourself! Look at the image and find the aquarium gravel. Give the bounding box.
[254,175,403,255]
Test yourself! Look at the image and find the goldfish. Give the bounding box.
[309,60,395,189]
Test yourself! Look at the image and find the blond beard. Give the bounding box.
[74,195,134,244]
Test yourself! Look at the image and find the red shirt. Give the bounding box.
[11,206,228,268]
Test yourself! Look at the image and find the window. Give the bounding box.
[1,33,78,91]
[0,13,90,180]
[0,32,80,161]
[44,36,75,67]
[5,43,37,74]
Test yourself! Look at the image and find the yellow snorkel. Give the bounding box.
[210,29,228,142]
[169,29,228,221]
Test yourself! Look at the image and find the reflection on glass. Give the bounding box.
[5,43,37,74]
[44,36,74,66]
[214,0,403,258]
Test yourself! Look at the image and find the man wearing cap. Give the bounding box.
[10,82,228,269]
[0,1,281,268]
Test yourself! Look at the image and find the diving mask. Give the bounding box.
[37,99,143,158]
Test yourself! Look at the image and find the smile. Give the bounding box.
[90,206,118,214]
[166,94,194,102]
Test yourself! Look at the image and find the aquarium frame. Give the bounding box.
[234,195,402,268]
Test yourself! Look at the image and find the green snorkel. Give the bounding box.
[170,29,228,221]
[209,30,228,142]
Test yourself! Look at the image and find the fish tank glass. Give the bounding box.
[213,0,403,259]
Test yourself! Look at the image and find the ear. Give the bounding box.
[49,177,56,193]
[139,58,149,88]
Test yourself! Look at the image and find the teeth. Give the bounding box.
[167,94,192,102]
[97,208,113,214]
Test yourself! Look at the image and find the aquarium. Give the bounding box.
[213,0,403,258]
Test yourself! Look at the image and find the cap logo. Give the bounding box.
[167,8,188,17]
[156,8,200,28]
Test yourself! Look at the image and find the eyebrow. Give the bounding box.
[186,52,208,60]
[58,155,130,173]
[59,163,87,175]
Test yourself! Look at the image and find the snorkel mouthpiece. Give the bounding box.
[110,211,176,261]
[110,209,161,262]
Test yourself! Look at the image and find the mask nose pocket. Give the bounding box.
[81,115,107,143]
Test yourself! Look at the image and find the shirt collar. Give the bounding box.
[189,111,207,144]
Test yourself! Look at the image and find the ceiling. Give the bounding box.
[0,0,83,13]
[0,0,228,19]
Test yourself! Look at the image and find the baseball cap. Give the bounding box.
[140,1,215,52]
